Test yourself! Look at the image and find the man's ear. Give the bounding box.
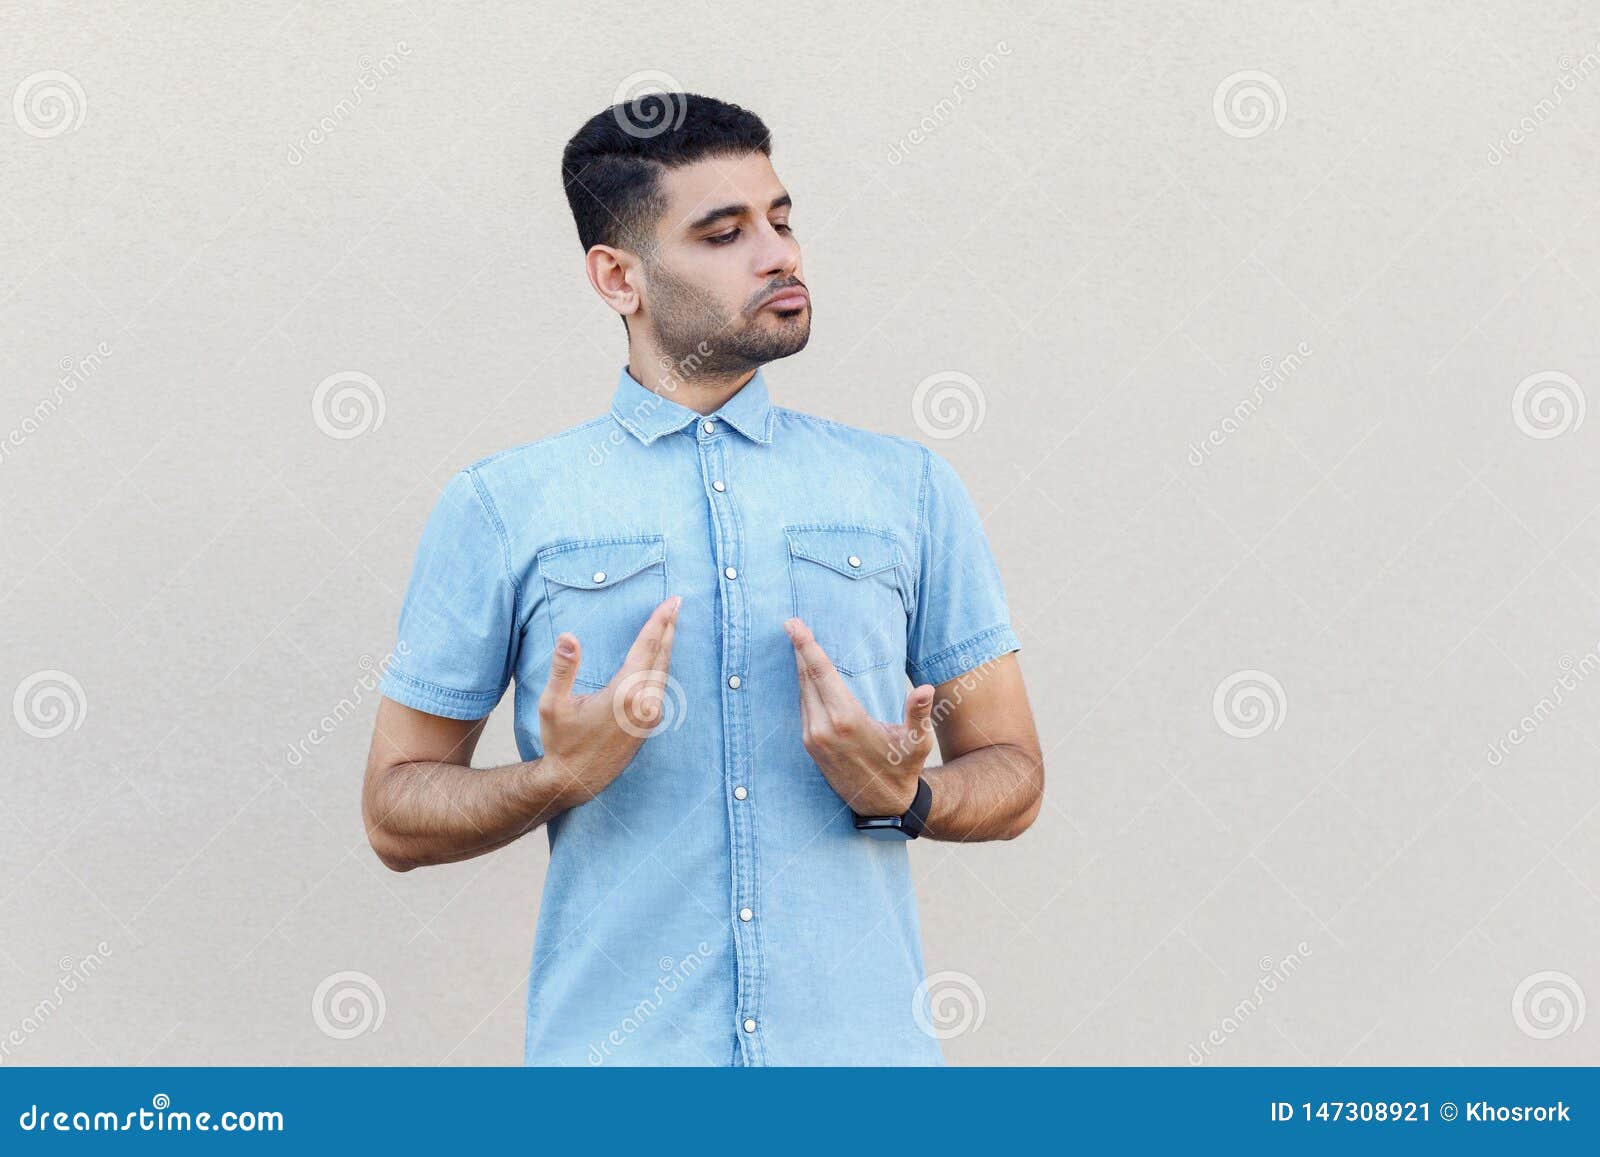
[586,244,641,322]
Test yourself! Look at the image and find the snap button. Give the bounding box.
[592,571,607,584]
[847,555,861,569]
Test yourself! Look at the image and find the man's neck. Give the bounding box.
[627,349,757,416]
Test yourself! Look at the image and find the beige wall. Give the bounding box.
[3,0,1598,1064]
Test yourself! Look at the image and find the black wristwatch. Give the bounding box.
[853,777,933,840]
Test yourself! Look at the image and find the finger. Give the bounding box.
[903,683,935,740]
[785,617,830,718]
[652,596,680,674]
[544,632,581,702]
[617,596,682,677]
[785,617,855,718]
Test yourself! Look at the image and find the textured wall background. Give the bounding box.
[3,0,1598,1065]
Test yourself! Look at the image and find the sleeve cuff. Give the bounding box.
[907,624,1021,687]
[378,668,503,720]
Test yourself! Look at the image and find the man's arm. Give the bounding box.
[785,617,1043,842]
[363,596,682,871]
[920,652,1043,841]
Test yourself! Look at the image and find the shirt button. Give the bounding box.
[727,675,742,690]
[743,1018,757,1033]
[702,420,716,435]
[739,907,753,922]
[592,571,607,584]
[847,555,861,569]
[712,480,726,492]
[733,786,748,800]
[724,566,738,580]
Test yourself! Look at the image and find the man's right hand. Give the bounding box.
[537,594,682,810]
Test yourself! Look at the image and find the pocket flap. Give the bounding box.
[784,525,901,580]
[537,536,665,590]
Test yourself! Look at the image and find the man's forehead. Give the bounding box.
[660,153,785,225]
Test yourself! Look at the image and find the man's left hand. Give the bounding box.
[784,616,935,817]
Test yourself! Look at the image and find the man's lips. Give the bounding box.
[760,288,809,311]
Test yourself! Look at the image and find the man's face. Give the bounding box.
[635,151,809,376]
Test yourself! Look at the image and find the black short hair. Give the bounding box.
[561,92,772,258]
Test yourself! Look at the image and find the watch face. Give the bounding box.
[853,815,910,839]
[858,822,913,841]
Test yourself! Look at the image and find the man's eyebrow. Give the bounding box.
[685,193,793,233]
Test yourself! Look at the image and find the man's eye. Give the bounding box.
[774,222,792,234]
[707,229,740,245]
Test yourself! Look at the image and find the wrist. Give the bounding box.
[853,774,920,818]
[529,755,588,815]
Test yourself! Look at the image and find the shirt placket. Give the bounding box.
[696,417,765,1065]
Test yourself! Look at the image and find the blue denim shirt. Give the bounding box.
[379,365,1020,1065]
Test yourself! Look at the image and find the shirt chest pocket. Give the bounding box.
[784,525,911,677]
[536,535,667,690]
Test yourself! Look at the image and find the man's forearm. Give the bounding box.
[364,756,576,871]
[922,741,1043,842]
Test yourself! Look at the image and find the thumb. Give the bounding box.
[903,683,935,739]
[547,632,581,698]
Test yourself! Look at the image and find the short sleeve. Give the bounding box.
[904,447,1021,687]
[378,468,519,719]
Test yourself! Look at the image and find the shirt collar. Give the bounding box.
[609,363,776,446]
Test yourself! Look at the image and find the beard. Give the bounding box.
[643,258,810,379]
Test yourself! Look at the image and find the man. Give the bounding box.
[363,93,1044,1066]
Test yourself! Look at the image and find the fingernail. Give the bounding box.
[557,637,575,656]
[671,595,683,613]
